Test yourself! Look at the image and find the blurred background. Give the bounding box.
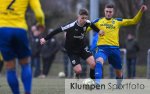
[1,0,150,79]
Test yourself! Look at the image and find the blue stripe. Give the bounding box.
[98,45,119,48]
[93,18,100,23]
[115,18,123,21]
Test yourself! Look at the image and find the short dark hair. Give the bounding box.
[79,8,88,15]
[105,4,115,8]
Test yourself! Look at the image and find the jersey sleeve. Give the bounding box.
[44,28,63,40]
[61,22,75,32]
[29,0,45,26]
[44,22,75,40]
[118,10,143,26]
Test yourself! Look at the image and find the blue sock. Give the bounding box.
[21,63,32,94]
[6,69,20,94]
[95,61,103,84]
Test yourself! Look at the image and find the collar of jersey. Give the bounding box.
[76,20,85,27]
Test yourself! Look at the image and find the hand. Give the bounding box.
[141,5,147,12]
[36,24,45,32]
[40,38,46,45]
[98,30,105,36]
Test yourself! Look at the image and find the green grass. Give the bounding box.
[0,60,148,94]
[0,77,65,94]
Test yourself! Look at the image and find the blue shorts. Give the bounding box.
[94,45,122,70]
[0,27,31,61]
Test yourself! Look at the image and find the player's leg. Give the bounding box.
[115,69,123,79]
[80,49,95,79]
[15,29,32,94]
[73,64,82,79]
[108,48,123,78]
[94,48,107,84]
[108,57,123,79]
[95,57,104,84]
[108,48,123,86]
[68,53,81,79]
[0,60,4,73]
[0,28,20,94]
[86,56,95,79]
[5,60,20,94]
[19,57,32,94]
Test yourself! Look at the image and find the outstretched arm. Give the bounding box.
[119,5,147,26]
[40,28,62,45]
[44,28,62,40]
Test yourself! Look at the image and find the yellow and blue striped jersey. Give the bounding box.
[0,0,45,30]
[87,9,143,46]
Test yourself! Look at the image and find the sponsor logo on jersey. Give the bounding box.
[72,60,76,64]
[73,33,84,39]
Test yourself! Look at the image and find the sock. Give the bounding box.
[116,76,123,79]
[116,76,123,88]
[0,61,3,72]
[21,63,32,94]
[90,68,95,79]
[95,61,103,84]
[75,73,80,79]
[6,69,20,94]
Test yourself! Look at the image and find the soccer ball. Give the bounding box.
[58,72,65,78]
[82,78,95,85]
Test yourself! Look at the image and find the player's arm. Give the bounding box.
[44,28,63,41]
[29,0,45,31]
[40,23,72,45]
[86,19,105,36]
[40,28,62,45]
[90,23,100,32]
[119,5,147,26]
[86,19,99,33]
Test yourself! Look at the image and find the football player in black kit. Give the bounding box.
[40,8,103,79]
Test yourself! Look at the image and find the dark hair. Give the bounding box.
[105,4,115,8]
[79,8,88,15]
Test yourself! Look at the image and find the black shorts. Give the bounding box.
[67,48,92,67]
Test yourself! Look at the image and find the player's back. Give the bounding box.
[0,0,29,30]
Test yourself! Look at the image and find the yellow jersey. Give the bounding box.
[87,9,143,46]
[0,52,3,61]
[0,0,45,30]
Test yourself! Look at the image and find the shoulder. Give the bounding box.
[92,18,102,23]
[61,21,76,31]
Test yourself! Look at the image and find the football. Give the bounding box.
[58,72,65,78]
[82,78,95,85]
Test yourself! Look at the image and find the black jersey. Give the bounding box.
[44,20,99,53]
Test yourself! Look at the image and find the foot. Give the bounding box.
[39,74,46,79]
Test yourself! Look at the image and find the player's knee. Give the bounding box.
[19,57,30,65]
[90,63,95,69]
[96,57,104,64]
[5,61,15,69]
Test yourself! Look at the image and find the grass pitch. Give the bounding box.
[0,77,65,94]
